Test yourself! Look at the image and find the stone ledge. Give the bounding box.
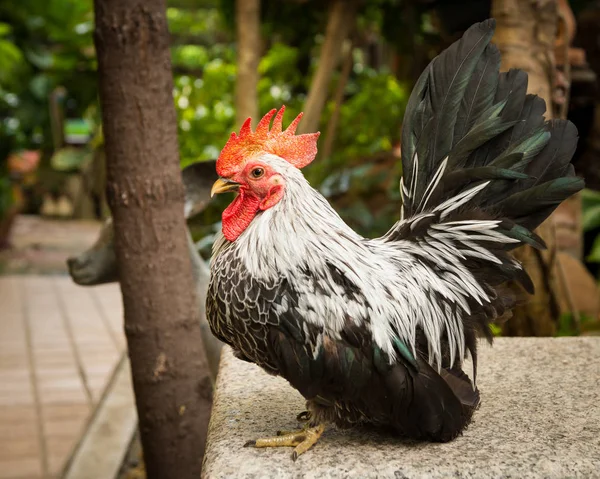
[203,338,600,478]
[62,354,137,479]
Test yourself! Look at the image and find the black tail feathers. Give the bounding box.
[395,360,479,442]
[400,18,584,241]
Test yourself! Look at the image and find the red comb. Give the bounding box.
[216,106,320,177]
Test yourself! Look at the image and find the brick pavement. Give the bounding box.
[0,275,124,479]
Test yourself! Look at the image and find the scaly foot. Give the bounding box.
[244,423,325,461]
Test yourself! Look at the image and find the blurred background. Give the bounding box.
[1,0,600,334]
[1,1,600,477]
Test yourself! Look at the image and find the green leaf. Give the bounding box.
[50,147,90,171]
[0,23,12,36]
[25,48,54,69]
[0,40,24,82]
[586,235,600,264]
[0,176,15,218]
[258,43,298,76]
[581,187,600,202]
[29,74,52,99]
[172,45,209,68]
[581,188,600,212]
[556,313,579,337]
[489,324,502,336]
[583,205,600,232]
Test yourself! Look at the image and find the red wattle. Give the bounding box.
[222,190,261,242]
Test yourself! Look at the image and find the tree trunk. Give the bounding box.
[93,1,213,477]
[492,0,561,336]
[579,98,600,191]
[297,0,359,135]
[235,0,261,129]
[320,39,354,161]
[574,3,600,191]
[552,0,583,262]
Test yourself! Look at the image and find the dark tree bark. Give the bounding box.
[93,1,213,477]
[492,0,561,336]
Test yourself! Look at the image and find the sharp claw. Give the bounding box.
[243,440,256,448]
[291,451,298,461]
[296,411,311,422]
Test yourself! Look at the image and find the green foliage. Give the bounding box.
[50,147,90,172]
[259,43,301,87]
[587,236,600,264]
[2,0,414,240]
[563,187,600,335]
[582,188,600,232]
[556,313,577,337]
[556,312,599,337]
[257,43,305,119]
[175,68,235,168]
[489,324,502,337]
[335,71,405,160]
[0,23,24,85]
[305,68,406,237]
[172,45,211,70]
[167,6,223,36]
[0,0,96,152]
[0,175,13,219]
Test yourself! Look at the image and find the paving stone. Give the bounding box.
[47,436,78,476]
[0,419,38,441]
[0,406,37,424]
[62,357,137,479]
[0,457,42,479]
[0,438,40,460]
[0,393,35,407]
[204,338,600,479]
[42,403,90,422]
[44,417,87,437]
[1,218,126,478]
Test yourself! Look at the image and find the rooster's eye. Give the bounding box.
[250,167,265,179]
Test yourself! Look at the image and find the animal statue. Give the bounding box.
[67,160,223,379]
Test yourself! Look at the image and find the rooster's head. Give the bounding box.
[211,106,320,241]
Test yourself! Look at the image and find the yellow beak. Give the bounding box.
[211,178,240,197]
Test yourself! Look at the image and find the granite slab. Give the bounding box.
[203,338,600,478]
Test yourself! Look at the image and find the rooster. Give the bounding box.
[207,19,584,460]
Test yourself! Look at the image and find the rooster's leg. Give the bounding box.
[243,423,325,461]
